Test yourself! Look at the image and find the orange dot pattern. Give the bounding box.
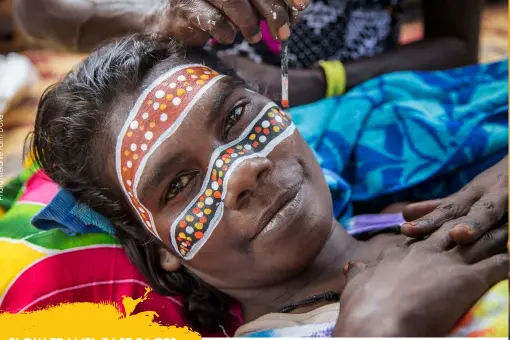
[117,65,221,237]
[173,106,292,258]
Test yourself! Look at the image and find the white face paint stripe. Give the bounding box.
[220,124,296,202]
[169,102,295,259]
[184,202,225,260]
[182,123,296,260]
[115,64,202,237]
[168,101,276,253]
[133,75,226,195]
[114,64,222,239]
[116,64,199,182]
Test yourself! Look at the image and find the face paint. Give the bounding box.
[171,102,295,259]
[115,64,224,239]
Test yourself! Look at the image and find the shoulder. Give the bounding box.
[234,302,340,337]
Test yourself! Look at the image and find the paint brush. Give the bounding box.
[281,39,289,108]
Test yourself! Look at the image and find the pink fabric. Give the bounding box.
[18,170,59,205]
[1,243,242,336]
[210,21,281,56]
[260,21,281,55]
[0,169,243,336]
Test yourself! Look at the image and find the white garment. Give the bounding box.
[0,53,38,115]
[234,302,340,337]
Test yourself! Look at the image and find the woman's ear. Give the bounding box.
[158,247,182,272]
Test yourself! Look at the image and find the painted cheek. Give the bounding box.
[171,104,295,259]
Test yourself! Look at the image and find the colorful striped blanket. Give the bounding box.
[1,60,508,337]
[290,60,508,223]
[0,166,243,336]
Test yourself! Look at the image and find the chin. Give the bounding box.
[252,177,334,285]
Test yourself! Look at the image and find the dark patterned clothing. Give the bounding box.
[207,0,403,68]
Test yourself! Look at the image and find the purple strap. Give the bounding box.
[347,213,405,236]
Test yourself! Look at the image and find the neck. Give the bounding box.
[234,219,368,322]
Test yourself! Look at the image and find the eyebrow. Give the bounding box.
[136,78,241,202]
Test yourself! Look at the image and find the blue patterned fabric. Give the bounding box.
[31,188,116,236]
[33,61,508,237]
[290,60,508,229]
[241,323,334,338]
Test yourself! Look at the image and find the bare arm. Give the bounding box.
[220,0,483,107]
[343,0,483,88]
[13,0,166,52]
[291,37,481,106]
[331,221,507,337]
[13,0,307,52]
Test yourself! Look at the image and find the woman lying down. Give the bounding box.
[32,35,508,337]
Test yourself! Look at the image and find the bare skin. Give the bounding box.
[221,0,483,106]
[335,226,507,337]
[13,0,305,49]
[94,56,506,335]
[402,156,509,244]
[14,0,482,106]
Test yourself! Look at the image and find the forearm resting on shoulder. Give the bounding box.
[13,0,166,52]
[344,36,479,90]
[345,0,482,89]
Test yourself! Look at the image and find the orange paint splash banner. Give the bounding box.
[0,288,201,339]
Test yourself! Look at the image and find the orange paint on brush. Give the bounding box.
[281,99,289,108]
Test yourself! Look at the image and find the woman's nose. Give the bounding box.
[223,157,272,210]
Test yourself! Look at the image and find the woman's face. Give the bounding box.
[105,60,333,291]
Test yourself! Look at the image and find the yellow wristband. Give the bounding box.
[319,60,346,98]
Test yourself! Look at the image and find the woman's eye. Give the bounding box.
[165,173,193,201]
[223,105,245,139]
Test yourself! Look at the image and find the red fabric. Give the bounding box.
[0,170,243,336]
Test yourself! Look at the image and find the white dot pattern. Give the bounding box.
[117,65,221,242]
[172,97,182,106]
[155,90,165,99]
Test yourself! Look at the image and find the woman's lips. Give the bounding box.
[252,180,304,241]
[260,188,303,236]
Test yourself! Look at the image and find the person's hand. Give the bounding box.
[220,56,326,107]
[333,223,508,337]
[401,156,508,244]
[154,0,307,46]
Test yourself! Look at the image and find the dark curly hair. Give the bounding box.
[30,34,242,333]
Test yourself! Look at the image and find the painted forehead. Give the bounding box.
[115,64,224,237]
